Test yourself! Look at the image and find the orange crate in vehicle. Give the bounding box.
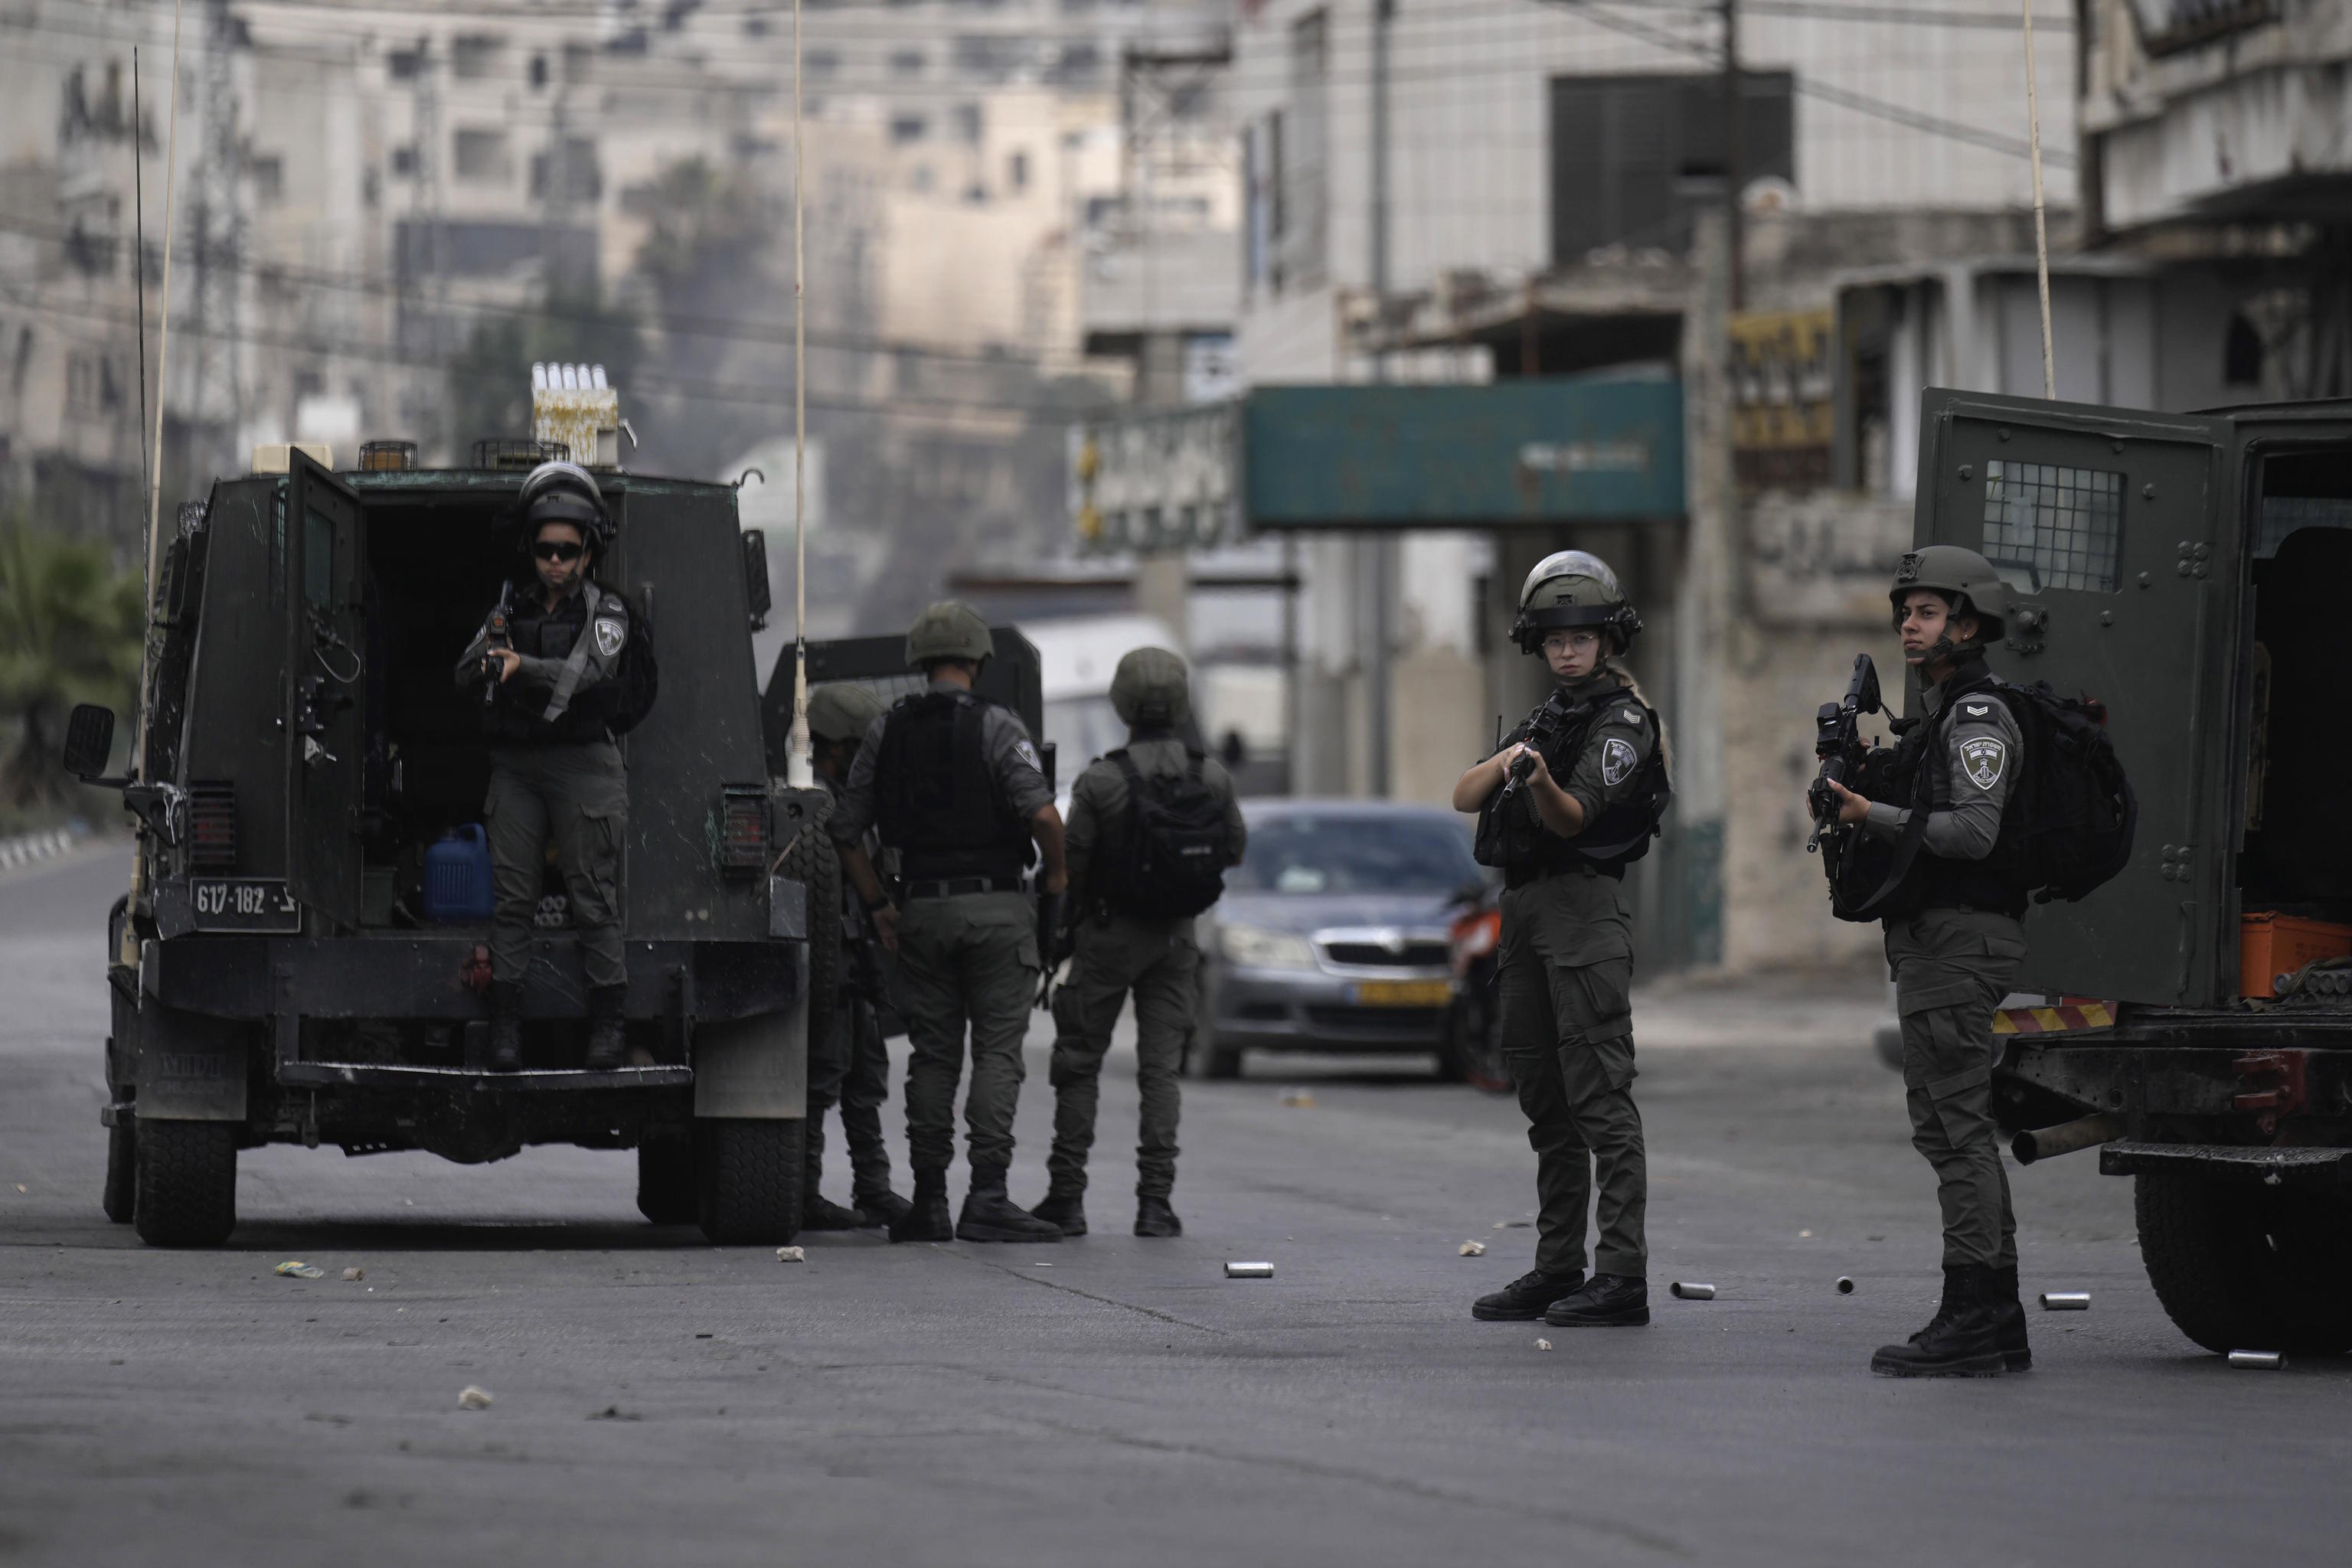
[2240,912,2352,998]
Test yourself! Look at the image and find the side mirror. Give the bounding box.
[63,704,117,780]
[741,530,772,628]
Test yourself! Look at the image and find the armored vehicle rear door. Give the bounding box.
[285,451,367,929]
[1915,390,2235,1007]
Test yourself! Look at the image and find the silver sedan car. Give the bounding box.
[1194,799,1485,1080]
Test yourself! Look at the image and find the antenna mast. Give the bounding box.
[2022,0,2055,399]
[785,0,813,789]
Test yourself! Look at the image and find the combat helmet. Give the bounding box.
[1890,545,2010,662]
[1109,646,1192,730]
[806,681,886,744]
[514,459,612,557]
[1511,549,1642,655]
[904,600,994,670]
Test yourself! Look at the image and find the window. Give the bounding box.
[454,129,511,183]
[1549,73,1794,264]
[1008,149,1029,190]
[890,114,927,145]
[890,47,926,77]
[952,103,982,145]
[451,34,505,80]
[248,155,283,205]
[1981,462,2123,593]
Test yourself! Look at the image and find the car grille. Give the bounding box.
[1302,1004,1446,1037]
[1321,940,1449,969]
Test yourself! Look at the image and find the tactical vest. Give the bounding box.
[872,689,1031,884]
[485,582,622,745]
[1474,680,1671,884]
[1871,662,2030,918]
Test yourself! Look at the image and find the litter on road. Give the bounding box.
[1835,1276,1855,1295]
[1277,1090,1315,1109]
[458,1387,494,1410]
[1534,1339,1553,1352]
[1669,1282,1716,1300]
[775,1246,805,1263]
[1491,1219,1531,1230]
[2228,1351,2285,1370]
[2039,1292,2090,1311]
[341,1268,364,1282]
[1459,1240,1487,1256]
[274,1262,325,1279]
[1225,1261,1274,1279]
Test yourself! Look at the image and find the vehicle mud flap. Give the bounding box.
[693,978,808,1119]
[129,987,250,1122]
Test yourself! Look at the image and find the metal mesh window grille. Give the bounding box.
[1981,462,2123,593]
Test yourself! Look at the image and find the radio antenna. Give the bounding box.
[783,0,814,789]
[132,48,151,520]
[2022,0,2055,399]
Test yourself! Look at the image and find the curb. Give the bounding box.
[0,828,82,872]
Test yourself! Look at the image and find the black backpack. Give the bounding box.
[1996,680,2136,903]
[1102,747,1230,920]
[606,586,659,737]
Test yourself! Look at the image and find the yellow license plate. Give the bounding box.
[1353,979,1452,1007]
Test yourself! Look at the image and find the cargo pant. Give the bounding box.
[807,980,895,1205]
[485,740,627,990]
[1045,913,1197,1202]
[893,890,1040,1181]
[1884,907,2028,1269]
[1497,867,1648,1280]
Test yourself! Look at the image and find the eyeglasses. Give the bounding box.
[534,541,586,563]
[1543,630,1602,652]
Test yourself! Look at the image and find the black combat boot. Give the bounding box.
[1994,1263,2031,1372]
[1870,1263,2007,1377]
[958,1170,1064,1243]
[583,985,628,1071]
[488,982,524,1073]
[1544,1273,1651,1327]
[1134,1197,1182,1238]
[889,1171,955,1243]
[1031,1188,1088,1237]
[854,1189,913,1229]
[1471,1269,1586,1321]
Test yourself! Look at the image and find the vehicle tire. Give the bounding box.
[103,1115,136,1223]
[695,1117,805,1245]
[1199,1040,1243,1080]
[776,798,842,1080]
[635,1125,697,1224]
[1433,1008,1469,1083]
[2135,1173,2352,1355]
[132,1119,237,1247]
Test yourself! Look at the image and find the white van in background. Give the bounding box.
[1019,614,1290,798]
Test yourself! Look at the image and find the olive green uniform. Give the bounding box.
[1864,675,2027,1269]
[828,684,1054,1179]
[1047,737,1246,1202]
[1494,675,1657,1281]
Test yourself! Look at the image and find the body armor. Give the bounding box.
[873,689,1031,884]
[1475,681,1670,884]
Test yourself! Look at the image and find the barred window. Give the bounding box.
[1981,461,2123,593]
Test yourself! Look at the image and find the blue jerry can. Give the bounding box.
[423,825,497,922]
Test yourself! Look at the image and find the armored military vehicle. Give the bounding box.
[69,448,817,1247]
[1908,390,2352,1353]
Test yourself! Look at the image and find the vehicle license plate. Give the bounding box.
[189,878,302,933]
[1353,979,1451,1007]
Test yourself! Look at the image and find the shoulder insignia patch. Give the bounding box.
[1601,736,1639,787]
[1963,702,1991,718]
[1013,738,1043,773]
[1619,707,1642,727]
[1959,735,2007,791]
[593,616,626,659]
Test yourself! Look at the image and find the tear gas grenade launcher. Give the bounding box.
[1807,654,1883,854]
[482,581,514,707]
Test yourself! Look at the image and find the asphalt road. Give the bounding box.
[3,849,2347,1566]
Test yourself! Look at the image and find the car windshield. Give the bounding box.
[1227,812,1480,895]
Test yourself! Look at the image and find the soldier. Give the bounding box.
[802,681,910,1231]
[456,461,646,1073]
[1452,551,1669,1330]
[828,603,1068,1244]
[1031,648,1244,1240]
[1823,546,2032,1377]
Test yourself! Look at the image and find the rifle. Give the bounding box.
[481,580,514,707]
[1500,688,1573,803]
[1806,654,1883,854]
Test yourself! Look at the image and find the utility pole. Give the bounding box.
[1364,0,1396,797]
[1721,0,1743,312]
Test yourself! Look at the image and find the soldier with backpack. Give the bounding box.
[1030,648,1244,1240]
[1821,545,2045,1377]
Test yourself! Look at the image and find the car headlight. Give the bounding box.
[1220,924,1317,970]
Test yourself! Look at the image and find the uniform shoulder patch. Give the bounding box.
[1959,735,2007,791]
[1600,736,1639,787]
[593,614,626,659]
[1618,707,1642,727]
[1012,738,1043,773]
[1962,701,1992,719]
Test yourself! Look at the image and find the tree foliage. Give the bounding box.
[0,515,145,808]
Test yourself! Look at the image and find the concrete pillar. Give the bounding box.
[1668,209,1733,970]
[1133,553,1190,653]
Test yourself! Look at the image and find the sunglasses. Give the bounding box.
[534,541,586,563]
